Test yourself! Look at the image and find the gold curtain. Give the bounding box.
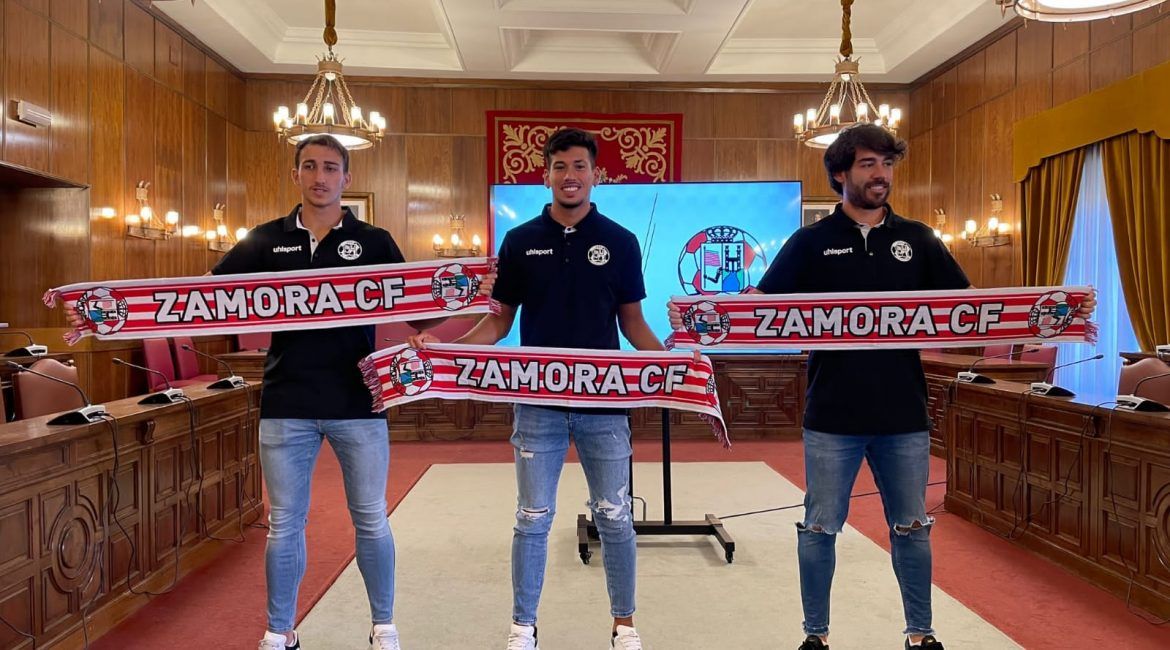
[1020,148,1086,286]
[1101,131,1170,350]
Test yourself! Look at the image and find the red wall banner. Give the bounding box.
[486,110,684,186]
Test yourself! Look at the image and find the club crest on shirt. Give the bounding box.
[681,300,731,346]
[76,287,130,335]
[587,245,610,266]
[388,348,434,396]
[890,240,913,262]
[431,263,481,311]
[1028,290,1080,338]
[337,240,362,261]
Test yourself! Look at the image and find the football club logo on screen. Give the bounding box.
[677,226,766,296]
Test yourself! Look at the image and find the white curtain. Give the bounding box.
[1055,144,1141,397]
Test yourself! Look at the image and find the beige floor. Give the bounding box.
[297,462,1020,650]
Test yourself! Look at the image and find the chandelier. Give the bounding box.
[432,215,483,258]
[996,0,1167,22]
[793,0,901,148]
[273,0,385,150]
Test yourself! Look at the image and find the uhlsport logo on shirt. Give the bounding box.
[273,245,303,254]
[337,240,362,261]
[587,245,610,266]
[891,240,913,262]
[823,247,853,256]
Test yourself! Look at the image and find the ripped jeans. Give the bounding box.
[510,404,635,626]
[797,428,935,638]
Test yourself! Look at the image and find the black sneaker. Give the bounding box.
[906,635,944,650]
[799,635,828,650]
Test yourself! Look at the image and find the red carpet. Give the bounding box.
[96,440,1170,649]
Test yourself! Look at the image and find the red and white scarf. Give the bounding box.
[44,258,498,344]
[667,285,1096,350]
[360,343,730,447]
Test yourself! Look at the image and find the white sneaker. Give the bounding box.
[611,625,643,649]
[258,631,299,650]
[370,623,401,650]
[506,622,539,650]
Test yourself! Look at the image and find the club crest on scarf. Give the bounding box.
[76,287,130,335]
[681,300,731,345]
[1028,290,1080,339]
[431,263,481,311]
[387,348,434,396]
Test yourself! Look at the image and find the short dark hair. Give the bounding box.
[543,128,597,166]
[295,135,350,172]
[823,124,907,195]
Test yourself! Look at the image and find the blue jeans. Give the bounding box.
[259,419,395,633]
[797,429,935,637]
[510,405,636,625]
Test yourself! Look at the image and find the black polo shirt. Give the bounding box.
[212,205,405,420]
[757,203,969,435]
[493,204,646,351]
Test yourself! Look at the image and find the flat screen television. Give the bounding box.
[490,180,804,352]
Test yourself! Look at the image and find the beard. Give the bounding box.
[845,178,890,210]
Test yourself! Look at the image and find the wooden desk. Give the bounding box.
[215,350,267,383]
[218,350,810,441]
[921,352,1050,457]
[0,353,75,422]
[0,384,262,649]
[942,380,1170,618]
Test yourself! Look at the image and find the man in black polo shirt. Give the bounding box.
[411,128,659,650]
[212,135,477,650]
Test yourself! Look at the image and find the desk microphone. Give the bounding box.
[2,330,48,357]
[1029,353,1104,397]
[4,360,107,424]
[1116,371,1170,412]
[112,358,186,404]
[956,350,1023,384]
[179,344,247,389]
[1157,344,1170,360]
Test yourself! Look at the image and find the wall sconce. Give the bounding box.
[125,182,179,240]
[432,214,483,258]
[932,208,955,247]
[961,194,1012,247]
[206,203,248,253]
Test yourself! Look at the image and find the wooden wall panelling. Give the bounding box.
[984,31,1017,100]
[50,0,85,36]
[930,120,956,220]
[679,92,714,140]
[121,0,151,76]
[49,24,88,184]
[1052,57,1090,107]
[243,131,285,229]
[403,135,453,261]
[226,121,246,255]
[180,38,203,106]
[710,93,765,140]
[180,96,206,277]
[242,78,292,132]
[347,132,406,240]
[350,83,405,136]
[955,107,986,286]
[0,189,89,328]
[1131,14,1170,71]
[1053,22,1090,67]
[681,138,714,181]
[88,44,124,282]
[1089,13,1132,48]
[87,0,121,58]
[904,131,932,224]
[1090,36,1133,91]
[5,1,51,171]
[713,139,759,181]
[224,69,244,128]
[152,19,181,92]
[205,111,227,271]
[908,84,932,139]
[983,92,1017,287]
[203,55,226,118]
[404,86,451,134]
[451,135,487,245]
[931,67,957,128]
[758,138,798,182]
[123,66,154,280]
[153,84,182,278]
[955,50,986,116]
[1015,21,1053,121]
[447,87,494,136]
